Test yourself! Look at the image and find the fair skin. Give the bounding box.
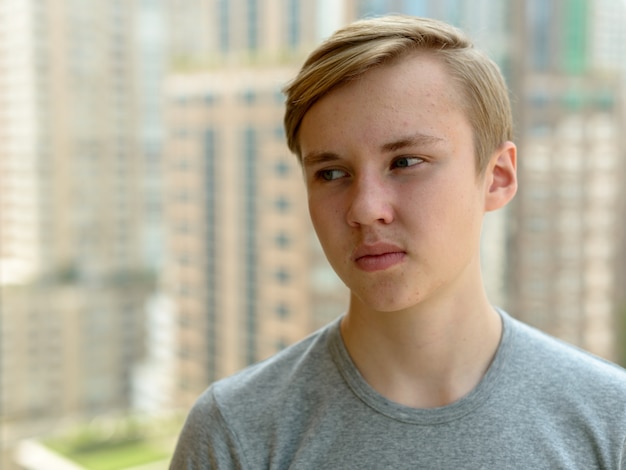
[299,51,517,409]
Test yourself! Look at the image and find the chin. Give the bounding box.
[351,290,423,314]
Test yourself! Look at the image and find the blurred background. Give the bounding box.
[1,0,625,468]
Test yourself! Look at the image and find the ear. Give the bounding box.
[483,141,517,212]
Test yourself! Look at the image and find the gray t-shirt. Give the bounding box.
[170,311,626,469]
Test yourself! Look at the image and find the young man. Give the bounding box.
[171,16,626,468]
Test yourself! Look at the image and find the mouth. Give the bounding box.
[352,243,406,272]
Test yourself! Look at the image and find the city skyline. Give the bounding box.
[1,1,625,468]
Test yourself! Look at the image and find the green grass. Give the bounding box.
[47,439,170,470]
[42,412,184,469]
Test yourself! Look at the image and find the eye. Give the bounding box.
[317,168,348,181]
[392,156,424,169]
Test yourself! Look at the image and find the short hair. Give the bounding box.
[283,15,513,174]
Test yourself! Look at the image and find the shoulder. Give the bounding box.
[500,312,626,461]
[504,311,626,400]
[198,318,342,426]
[215,319,337,401]
[171,319,343,466]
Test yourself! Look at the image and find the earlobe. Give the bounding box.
[484,141,517,212]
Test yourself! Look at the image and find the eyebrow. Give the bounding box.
[380,133,444,153]
[302,132,444,167]
[301,151,340,168]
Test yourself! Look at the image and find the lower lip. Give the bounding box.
[355,252,405,272]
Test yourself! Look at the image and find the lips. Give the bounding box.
[352,242,406,272]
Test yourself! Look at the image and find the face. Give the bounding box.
[299,52,502,313]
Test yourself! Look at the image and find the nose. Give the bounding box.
[346,174,394,227]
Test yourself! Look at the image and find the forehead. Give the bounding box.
[299,52,468,154]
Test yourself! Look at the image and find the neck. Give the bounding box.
[341,286,502,409]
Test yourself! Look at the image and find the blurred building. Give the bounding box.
[0,0,144,283]
[589,0,626,84]
[137,0,169,271]
[163,68,320,407]
[506,0,626,360]
[165,0,324,64]
[0,0,152,465]
[1,6,624,469]
[156,0,349,409]
[1,282,148,436]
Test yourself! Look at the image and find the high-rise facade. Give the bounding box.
[163,68,324,407]
[159,0,349,408]
[506,0,626,360]
[137,0,169,271]
[165,0,321,64]
[0,0,144,283]
[0,1,151,466]
[3,7,624,468]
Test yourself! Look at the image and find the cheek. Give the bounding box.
[308,195,323,223]
[309,197,336,239]
[414,181,482,238]
[444,191,485,248]
[309,190,345,219]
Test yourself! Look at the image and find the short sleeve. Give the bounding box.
[169,387,247,470]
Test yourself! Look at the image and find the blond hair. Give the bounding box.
[283,15,512,173]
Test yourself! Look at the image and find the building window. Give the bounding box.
[287,0,300,48]
[274,125,285,140]
[274,231,290,249]
[205,128,218,380]
[177,220,190,233]
[274,160,290,177]
[247,0,259,50]
[529,0,553,71]
[275,303,290,319]
[274,268,291,285]
[274,196,290,212]
[274,88,284,104]
[241,89,256,105]
[218,0,230,52]
[177,190,190,202]
[243,127,258,365]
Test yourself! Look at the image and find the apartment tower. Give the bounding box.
[0,1,151,466]
[506,0,626,360]
[162,0,349,408]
